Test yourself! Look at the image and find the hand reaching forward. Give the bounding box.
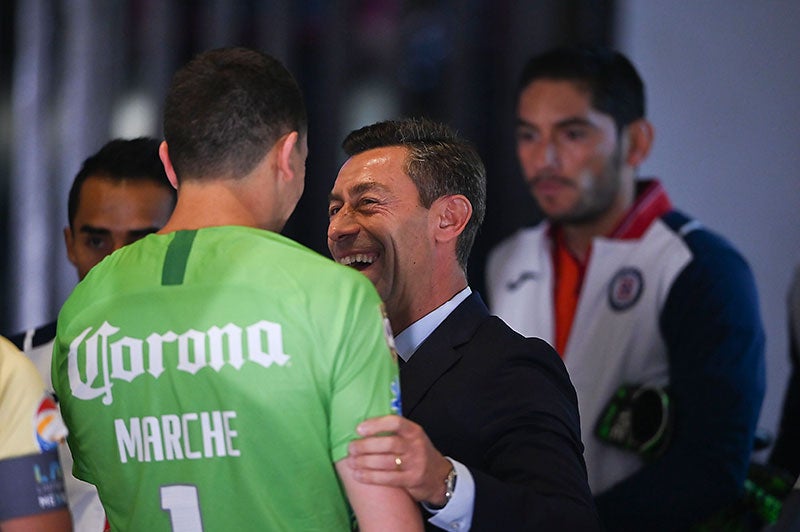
[347,415,453,506]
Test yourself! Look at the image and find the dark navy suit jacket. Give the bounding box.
[401,292,600,531]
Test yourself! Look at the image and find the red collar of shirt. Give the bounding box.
[548,178,673,258]
[608,179,672,239]
[547,179,671,355]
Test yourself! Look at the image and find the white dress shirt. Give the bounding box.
[394,286,475,531]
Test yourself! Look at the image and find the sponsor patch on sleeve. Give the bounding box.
[390,376,403,416]
[0,448,68,521]
[34,393,68,452]
[379,303,399,362]
[379,303,403,415]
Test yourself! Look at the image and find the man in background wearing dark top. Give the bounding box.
[771,265,800,478]
[486,44,765,530]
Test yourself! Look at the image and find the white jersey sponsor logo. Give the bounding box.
[67,320,291,405]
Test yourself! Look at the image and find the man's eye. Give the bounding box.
[515,129,537,142]
[563,128,588,141]
[328,205,341,217]
[86,237,108,250]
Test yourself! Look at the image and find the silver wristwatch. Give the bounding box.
[426,462,458,510]
[442,464,458,505]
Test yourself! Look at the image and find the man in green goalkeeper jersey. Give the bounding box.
[52,47,421,532]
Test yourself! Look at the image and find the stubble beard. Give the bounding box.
[545,146,625,227]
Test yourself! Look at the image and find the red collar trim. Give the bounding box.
[546,179,672,244]
[609,179,672,239]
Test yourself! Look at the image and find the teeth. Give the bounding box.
[338,254,375,266]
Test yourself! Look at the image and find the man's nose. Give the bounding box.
[327,209,359,242]
[111,239,127,253]
[533,140,560,172]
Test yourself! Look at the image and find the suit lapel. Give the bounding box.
[400,293,489,416]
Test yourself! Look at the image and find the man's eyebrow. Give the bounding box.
[515,116,596,130]
[515,117,537,129]
[554,116,596,129]
[78,225,160,237]
[328,181,389,203]
[128,227,160,238]
[78,225,111,235]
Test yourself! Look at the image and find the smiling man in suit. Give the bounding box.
[327,117,600,531]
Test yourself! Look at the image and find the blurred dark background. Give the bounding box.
[0,0,614,333]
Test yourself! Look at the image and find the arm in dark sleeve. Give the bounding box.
[771,366,800,477]
[595,235,766,531]
[770,265,800,477]
[469,327,601,531]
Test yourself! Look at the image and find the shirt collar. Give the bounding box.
[609,179,672,239]
[394,286,472,362]
[547,178,672,243]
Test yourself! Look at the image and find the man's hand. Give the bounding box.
[347,415,453,506]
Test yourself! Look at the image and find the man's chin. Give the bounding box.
[365,270,390,300]
[362,268,381,286]
[533,194,579,220]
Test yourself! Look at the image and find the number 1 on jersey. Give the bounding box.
[161,484,204,531]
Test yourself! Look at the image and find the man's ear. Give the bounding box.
[63,226,77,268]
[159,141,179,189]
[276,131,300,182]
[432,194,472,244]
[624,119,654,167]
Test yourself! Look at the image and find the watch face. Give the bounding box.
[445,465,457,499]
[427,465,457,510]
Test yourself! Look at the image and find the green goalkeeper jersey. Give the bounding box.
[53,226,401,531]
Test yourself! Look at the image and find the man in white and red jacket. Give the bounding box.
[487,44,765,531]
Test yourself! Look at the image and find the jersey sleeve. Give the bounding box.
[327,280,400,463]
[0,336,70,521]
[0,336,52,460]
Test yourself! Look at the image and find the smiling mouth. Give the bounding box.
[337,253,376,271]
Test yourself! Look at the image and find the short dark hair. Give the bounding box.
[518,44,645,132]
[343,118,486,271]
[163,47,307,181]
[67,137,175,228]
